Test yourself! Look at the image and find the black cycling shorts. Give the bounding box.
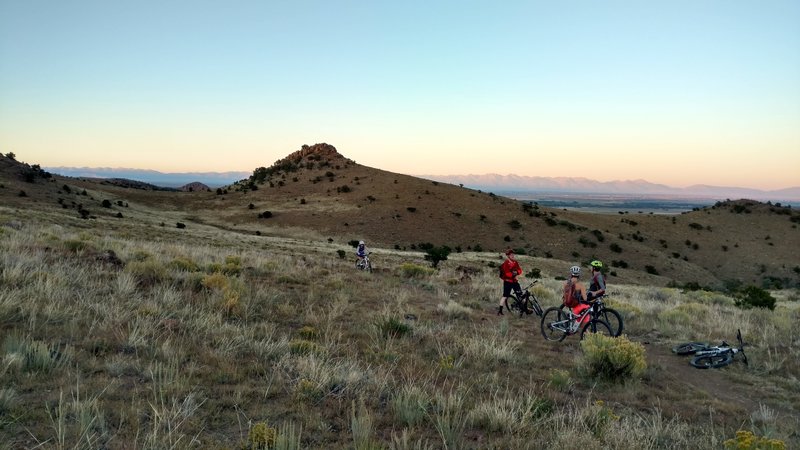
[503,281,521,297]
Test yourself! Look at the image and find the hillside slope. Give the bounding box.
[1,148,799,288]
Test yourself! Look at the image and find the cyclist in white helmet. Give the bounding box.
[563,265,590,324]
[355,240,368,266]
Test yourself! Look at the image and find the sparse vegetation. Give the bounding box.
[1,154,799,449]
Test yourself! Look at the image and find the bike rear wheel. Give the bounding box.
[690,352,733,369]
[505,297,521,315]
[541,307,569,342]
[672,342,709,355]
[580,319,613,340]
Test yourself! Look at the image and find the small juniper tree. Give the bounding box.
[424,246,451,268]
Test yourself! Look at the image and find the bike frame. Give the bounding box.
[548,302,595,335]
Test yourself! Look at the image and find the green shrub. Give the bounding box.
[424,245,452,268]
[247,422,276,448]
[580,334,647,381]
[398,263,435,278]
[168,257,199,272]
[297,326,319,340]
[376,317,412,338]
[610,243,622,253]
[289,339,321,355]
[735,286,776,310]
[125,259,168,285]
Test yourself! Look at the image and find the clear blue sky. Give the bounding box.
[1,0,798,189]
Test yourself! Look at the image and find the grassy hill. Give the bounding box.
[1,149,799,448]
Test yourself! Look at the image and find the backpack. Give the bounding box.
[562,280,579,308]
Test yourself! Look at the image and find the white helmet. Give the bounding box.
[359,240,365,245]
[569,266,581,277]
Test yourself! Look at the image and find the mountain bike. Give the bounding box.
[355,252,372,272]
[504,280,544,317]
[540,301,613,341]
[558,295,623,337]
[672,329,748,369]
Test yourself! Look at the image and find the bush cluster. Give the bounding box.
[735,286,776,310]
[580,334,647,381]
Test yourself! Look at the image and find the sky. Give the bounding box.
[1,1,799,190]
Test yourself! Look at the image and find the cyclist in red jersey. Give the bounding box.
[497,249,523,315]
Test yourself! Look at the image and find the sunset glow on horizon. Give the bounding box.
[1,1,798,190]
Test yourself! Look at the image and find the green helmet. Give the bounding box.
[590,260,603,269]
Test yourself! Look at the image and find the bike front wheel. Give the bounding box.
[528,296,543,317]
[541,307,569,342]
[580,320,613,340]
[672,342,709,355]
[690,353,733,369]
[598,308,624,337]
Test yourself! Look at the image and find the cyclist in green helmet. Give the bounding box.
[587,260,606,300]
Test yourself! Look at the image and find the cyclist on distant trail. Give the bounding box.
[587,260,606,300]
[497,249,523,315]
[355,240,368,265]
[563,265,590,323]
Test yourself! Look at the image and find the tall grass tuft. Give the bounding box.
[431,390,469,450]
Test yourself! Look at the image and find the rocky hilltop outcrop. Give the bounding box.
[275,143,351,166]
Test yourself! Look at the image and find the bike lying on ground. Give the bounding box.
[558,295,623,337]
[540,301,613,341]
[504,280,544,317]
[672,329,748,369]
[355,252,373,272]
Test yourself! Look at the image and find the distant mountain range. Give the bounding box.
[45,167,250,188]
[419,174,800,203]
[44,166,799,202]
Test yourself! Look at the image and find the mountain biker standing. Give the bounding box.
[587,260,606,300]
[355,240,368,266]
[564,265,590,323]
[497,249,523,315]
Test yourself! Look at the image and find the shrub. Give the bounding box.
[125,260,168,286]
[645,265,659,275]
[289,339,320,355]
[176,222,186,229]
[248,422,276,448]
[297,326,319,340]
[580,334,647,381]
[376,317,412,338]
[398,263,435,278]
[101,199,112,208]
[424,245,452,268]
[610,243,622,253]
[168,257,199,272]
[735,286,776,310]
[336,249,346,259]
[724,430,786,450]
[258,211,273,218]
[507,219,522,230]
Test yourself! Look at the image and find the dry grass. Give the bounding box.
[1,204,799,448]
